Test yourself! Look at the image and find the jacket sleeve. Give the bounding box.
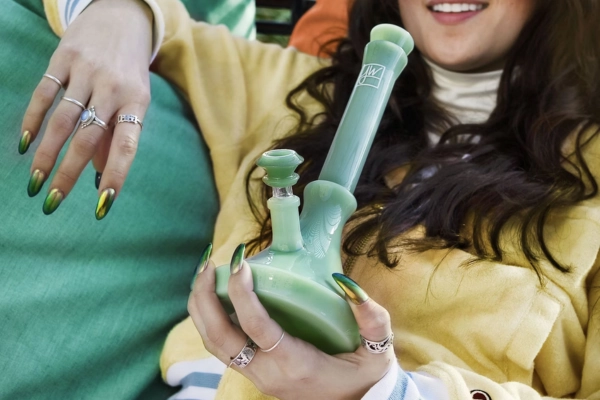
[418,126,600,400]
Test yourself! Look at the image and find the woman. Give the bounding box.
[25,0,599,399]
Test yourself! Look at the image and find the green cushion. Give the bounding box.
[0,1,220,398]
[181,0,257,39]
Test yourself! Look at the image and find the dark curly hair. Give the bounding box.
[247,0,600,277]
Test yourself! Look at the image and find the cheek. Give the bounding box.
[397,0,429,54]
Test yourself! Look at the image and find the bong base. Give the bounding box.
[215,264,360,355]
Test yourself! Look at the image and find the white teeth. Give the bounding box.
[431,3,485,12]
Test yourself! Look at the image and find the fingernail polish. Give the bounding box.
[332,273,370,305]
[42,188,64,215]
[27,169,46,197]
[191,243,213,289]
[95,172,102,190]
[18,131,32,155]
[95,188,115,220]
[230,243,246,275]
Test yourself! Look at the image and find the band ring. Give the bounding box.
[80,106,108,130]
[117,114,144,130]
[360,332,394,354]
[228,338,258,368]
[61,96,86,110]
[43,73,63,88]
[260,331,285,353]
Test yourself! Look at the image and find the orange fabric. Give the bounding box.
[289,0,350,57]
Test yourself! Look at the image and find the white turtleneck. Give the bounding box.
[426,58,502,125]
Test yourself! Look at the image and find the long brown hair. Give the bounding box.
[247,0,600,275]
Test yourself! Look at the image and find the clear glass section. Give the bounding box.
[272,186,293,198]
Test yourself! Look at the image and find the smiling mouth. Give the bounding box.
[427,3,488,13]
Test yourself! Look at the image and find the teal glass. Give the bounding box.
[215,24,414,354]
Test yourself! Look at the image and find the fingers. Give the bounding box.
[189,247,248,365]
[92,131,112,175]
[331,273,394,357]
[46,102,113,204]
[28,74,91,203]
[227,245,286,353]
[20,63,68,154]
[99,104,146,185]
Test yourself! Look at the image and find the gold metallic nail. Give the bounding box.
[42,188,64,215]
[27,169,46,197]
[18,131,32,155]
[191,243,213,290]
[95,188,115,220]
[332,273,370,305]
[230,243,246,275]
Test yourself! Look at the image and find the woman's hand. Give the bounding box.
[20,0,153,219]
[188,244,396,400]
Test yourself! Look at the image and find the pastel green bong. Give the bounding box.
[215,24,414,354]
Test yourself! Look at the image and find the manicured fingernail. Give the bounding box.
[42,188,64,215]
[95,172,102,190]
[27,169,46,197]
[18,131,32,155]
[191,243,213,289]
[332,273,370,305]
[95,188,115,220]
[230,243,246,275]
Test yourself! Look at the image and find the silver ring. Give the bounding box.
[360,332,394,354]
[260,331,284,353]
[117,114,144,129]
[61,96,85,110]
[80,106,108,130]
[228,338,258,368]
[43,73,63,88]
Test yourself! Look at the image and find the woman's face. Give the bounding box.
[399,0,537,72]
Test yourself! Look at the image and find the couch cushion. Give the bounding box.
[0,1,219,398]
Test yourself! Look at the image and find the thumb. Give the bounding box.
[332,273,394,356]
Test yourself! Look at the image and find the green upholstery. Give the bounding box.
[182,0,257,39]
[0,0,231,398]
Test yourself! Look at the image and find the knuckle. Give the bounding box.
[204,325,227,348]
[35,149,56,167]
[71,132,98,157]
[103,166,127,182]
[116,135,138,157]
[53,168,78,187]
[104,77,126,96]
[34,84,58,105]
[55,44,80,62]
[364,307,390,332]
[240,315,268,339]
[133,87,151,106]
[78,58,99,76]
[51,111,78,134]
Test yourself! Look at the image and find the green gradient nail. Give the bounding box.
[191,243,213,289]
[230,243,246,275]
[332,273,370,305]
[95,188,115,220]
[42,188,64,215]
[18,131,32,155]
[27,169,46,197]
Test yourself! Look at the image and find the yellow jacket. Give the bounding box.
[44,0,600,398]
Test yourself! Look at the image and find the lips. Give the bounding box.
[426,2,489,25]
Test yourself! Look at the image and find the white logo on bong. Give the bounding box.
[357,64,385,88]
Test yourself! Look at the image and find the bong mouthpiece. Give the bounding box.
[318,25,414,193]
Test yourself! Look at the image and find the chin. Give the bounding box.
[424,51,496,73]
